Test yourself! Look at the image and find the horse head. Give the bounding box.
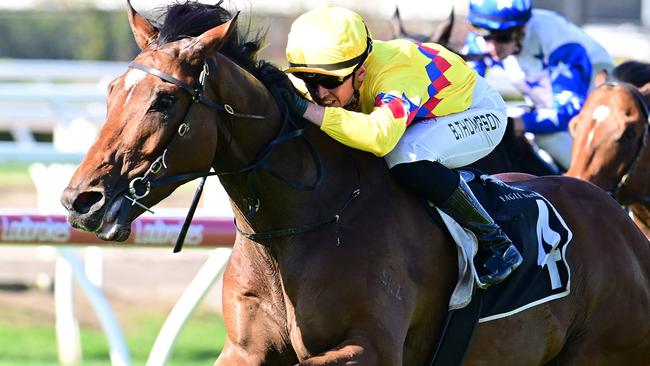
[567,72,650,205]
[60,1,282,241]
[567,82,650,203]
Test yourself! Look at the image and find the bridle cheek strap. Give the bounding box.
[128,61,265,120]
[602,82,650,205]
[124,60,265,252]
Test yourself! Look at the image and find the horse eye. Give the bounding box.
[151,94,176,111]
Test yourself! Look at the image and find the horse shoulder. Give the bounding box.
[220,237,293,362]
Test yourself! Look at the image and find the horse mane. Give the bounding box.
[612,60,650,87]
[157,1,297,118]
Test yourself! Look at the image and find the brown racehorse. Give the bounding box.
[389,7,558,176]
[567,60,650,238]
[61,2,650,364]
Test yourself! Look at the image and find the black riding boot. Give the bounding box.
[438,178,523,289]
[390,161,523,288]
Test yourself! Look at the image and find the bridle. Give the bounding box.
[600,81,650,205]
[120,57,360,251]
[124,59,265,213]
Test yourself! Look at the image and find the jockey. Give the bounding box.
[283,5,522,288]
[464,0,614,171]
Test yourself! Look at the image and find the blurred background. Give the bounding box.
[1,0,650,365]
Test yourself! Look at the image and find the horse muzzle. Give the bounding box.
[60,186,133,241]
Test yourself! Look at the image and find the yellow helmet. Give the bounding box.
[285,5,372,78]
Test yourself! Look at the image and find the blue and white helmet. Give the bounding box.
[467,0,532,31]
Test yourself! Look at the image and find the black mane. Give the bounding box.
[612,60,650,88]
[156,1,296,113]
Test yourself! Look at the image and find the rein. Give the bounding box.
[235,164,361,245]
[122,58,360,251]
[601,82,650,205]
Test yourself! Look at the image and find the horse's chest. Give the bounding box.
[284,296,343,360]
[281,268,369,359]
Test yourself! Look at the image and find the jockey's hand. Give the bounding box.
[512,117,525,136]
[283,90,309,118]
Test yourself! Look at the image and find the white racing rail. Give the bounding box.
[0,59,126,164]
[0,213,235,366]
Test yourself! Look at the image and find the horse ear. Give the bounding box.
[432,7,455,46]
[126,0,158,50]
[193,13,240,58]
[390,7,407,39]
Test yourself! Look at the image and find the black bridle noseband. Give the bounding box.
[601,82,650,205]
[122,58,360,251]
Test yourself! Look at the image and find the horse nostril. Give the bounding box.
[72,191,104,214]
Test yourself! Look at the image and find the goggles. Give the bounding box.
[289,36,373,90]
[294,72,353,90]
[476,28,518,43]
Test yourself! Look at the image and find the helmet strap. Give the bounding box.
[345,68,363,111]
[511,26,526,55]
[345,89,361,111]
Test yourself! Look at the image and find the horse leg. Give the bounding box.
[214,339,265,366]
[214,292,297,365]
[214,242,298,365]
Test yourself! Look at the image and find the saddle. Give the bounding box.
[427,169,573,365]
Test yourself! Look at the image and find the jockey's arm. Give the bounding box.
[302,97,409,157]
[521,44,592,134]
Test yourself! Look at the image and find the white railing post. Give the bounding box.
[58,247,132,366]
[146,248,231,366]
[55,251,82,366]
[84,246,103,288]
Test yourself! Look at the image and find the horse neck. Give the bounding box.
[208,54,281,167]
[206,55,373,238]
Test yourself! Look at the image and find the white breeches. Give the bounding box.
[384,75,507,169]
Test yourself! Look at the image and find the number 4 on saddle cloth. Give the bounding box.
[427,169,573,365]
[443,169,572,316]
[429,169,573,366]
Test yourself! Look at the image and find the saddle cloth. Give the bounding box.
[439,169,573,322]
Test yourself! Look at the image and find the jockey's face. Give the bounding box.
[306,65,366,109]
[481,26,525,61]
[484,38,519,61]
